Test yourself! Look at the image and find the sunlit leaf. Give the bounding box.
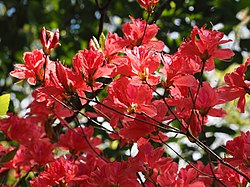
[99,32,106,51]
[0,94,10,116]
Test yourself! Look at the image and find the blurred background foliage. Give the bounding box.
[0,0,250,167]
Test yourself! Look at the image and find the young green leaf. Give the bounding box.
[0,93,10,116]
[99,32,106,51]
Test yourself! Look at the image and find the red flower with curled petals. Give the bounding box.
[10,49,45,85]
[30,157,88,187]
[58,126,101,154]
[88,161,141,187]
[218,58,250,112]
[23,140,55,166]
[178,26,234,71]
[124,46,161,84]
[72,49,114,90]
[122,16,164,51]
[103,32,129,61]
[98,77,157,128]
[226,131,250,167]
[196,82,226,117]
[138,0,159,13]
[176,161,213,186]
[55,61,88,105]
[215,163,248,187]
[40,27,61,55]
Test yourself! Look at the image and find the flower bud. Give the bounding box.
[40,27,61,55]
[137,0,159,13]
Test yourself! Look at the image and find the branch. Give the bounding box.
[187,132,250,183]
[150,0,170,24]
[95,0,113,38]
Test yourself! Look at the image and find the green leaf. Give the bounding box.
[0,94,10,116]
[99,32,106,51]
[0,148,18,164]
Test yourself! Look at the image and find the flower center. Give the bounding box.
[127,103,138,114]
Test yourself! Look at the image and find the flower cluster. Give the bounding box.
[1,2,250,186]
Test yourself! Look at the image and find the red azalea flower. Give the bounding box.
[30,157,83,187]
[40,27,61,55]
[196,82,226,117]
[137,0,159,13]
[88,161,141,187]
[102,32,129,61]
[98,77,157,128]
[72,49,114,89]
[218,58,250,112]
[122,16,164,50]
[124,46,161,84]
[55,61,88,104]
[24,140,55,166]
[177,161,213,186]
[58,126,101,154]
[10,49,45,85]
[226,131,250,167]
[178,26,234,71]
[0,115,44,146]
[215,163,248,187]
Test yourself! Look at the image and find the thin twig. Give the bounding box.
[202,126,227,187]
[95,0,112,38]
[150,0,170,23]
[161,138,214,179]
[187,132,250,183]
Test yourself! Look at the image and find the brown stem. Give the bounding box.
[95,0,112,38]
[49,94,116,134]
[188,59,206,125]
[145,81,186,131]
[74,116,109,163]
[150,0,170,24]
[187,132,250,183]
[160,138,214,179]
[139,12,151,46]
[202,124,227,187]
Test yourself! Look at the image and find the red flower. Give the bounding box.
[124,46,161,84]
[58,126,101,154]
[196,82,226,117]
[226,131,250,167]
[102,32,129,61]
[122,16,164,50]
[72,49,114,89]
[0,115,44,146]
[40,27,61,55]
[218,58,250,112]
[24,140,55,166]
[98,77,157,128]
[215,163,248,187]
[137,0,159,13]
[30,157,88,187]
[177,161,213,186]
[10,49,45,85]
[55,61,88,104]
[156,160,178,186]
[178,26,234,71]
[118,115,155,143]
[2,145,31,178]
[88,161,140,187]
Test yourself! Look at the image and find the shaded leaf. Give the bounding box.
[0,148,18,164]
